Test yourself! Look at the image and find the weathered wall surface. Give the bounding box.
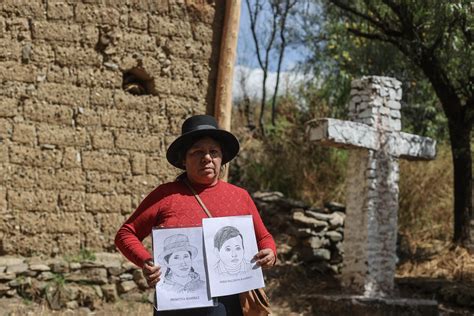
[0,0,224,256]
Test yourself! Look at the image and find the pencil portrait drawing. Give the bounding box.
[157,234,206,294]
[213,226,252,276]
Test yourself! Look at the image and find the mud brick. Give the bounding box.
[91,130,115,149]
[0,0,46,19]
[77,67,122,89]
[0,61,37,83]
[47,2,74,20]
[91,88,114,107]
[12,124,36,145]
[0,39,21,61]
[8,189,57,212]
[56,46,102,67]
[36,168,86,191]
[0,118,12,140]
[32,21,81,42]
[86,171,127,194]
[75,108,101,127]
[9,145,62,168]
[85,193,131,214]
[37,83,89,107]
[8,165,36,189]
[59,190,86,212]
[62,147,82,169]
[115,131,163,152]
[131,152,146,175]
[82,151,130,174]
[37,125,88,147]
[24,100,73,126]
[75,3,120,25]
[146,155,169,176]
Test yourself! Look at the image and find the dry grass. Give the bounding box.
[398,144,454,242]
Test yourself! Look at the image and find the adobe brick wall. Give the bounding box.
[0,0,225,256]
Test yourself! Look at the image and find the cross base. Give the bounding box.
[310,294,439,316]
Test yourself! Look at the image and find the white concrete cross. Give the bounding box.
[306,76,436,297]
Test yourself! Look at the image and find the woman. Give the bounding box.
[115,115,276,316]
[158,234,206,293]
[213,226,252,276]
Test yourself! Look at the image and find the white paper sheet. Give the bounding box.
[202,215,265,297]
[152,226,215,311]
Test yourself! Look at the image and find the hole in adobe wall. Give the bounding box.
[122,67,157,96]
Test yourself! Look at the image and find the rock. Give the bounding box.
[324,201,346,212]
[307,236,330,249]
[121,291,145,302]
[276,243,293,256]
[66,301,79,309]
[6,289,17,297]
[119,273,134,281]
[0,283,10,295]
[29,264,51,272]
[0,272,16,281]
[38,271,54,281]
[93,285,103,299]
[69,262,81,270]
[8,276,31,288]
[312,249,331,261]
[65,268,108,285]
[296,228,319,237]
[81,261,104,269]
[329,212,345,228]
[252,191,284,201]
[102,284,119,302]
[133,269,148,289]
[122,261,137,272]
[117,280,137,294]
[48,259,69,273]
[305,210,333,222]
[0,266,5,273]
[6,263,28,274]
[293,211,328,230]
[0,256,24,267]
[325,231,343,242]
[95,252,122,270]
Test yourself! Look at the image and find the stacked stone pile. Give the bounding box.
[252,191,346,273]
[0,253,152,310]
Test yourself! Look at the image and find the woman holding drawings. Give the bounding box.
[115,115,276,316]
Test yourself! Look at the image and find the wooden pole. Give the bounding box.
[214,0,241,181]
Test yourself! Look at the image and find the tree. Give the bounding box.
[245,0,298,131]
[322,0,473,248]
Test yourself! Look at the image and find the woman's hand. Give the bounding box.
[142,260,162,288]
[254,248,276,269]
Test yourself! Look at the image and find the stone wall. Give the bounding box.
[0,0,225,255]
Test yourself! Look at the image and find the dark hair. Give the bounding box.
[163,250,194,278]
[214,226,244,250]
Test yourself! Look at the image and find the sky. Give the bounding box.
[232,0,311,101]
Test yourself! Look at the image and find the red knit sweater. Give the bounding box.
[115,180,276,268]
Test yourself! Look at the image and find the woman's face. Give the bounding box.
[217,236,244,269]
[167,250,192,277]
[184,137,222,185]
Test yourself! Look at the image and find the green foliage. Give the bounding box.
[51,273,66,287]
[64,248,96,263]
[231,97,347,205]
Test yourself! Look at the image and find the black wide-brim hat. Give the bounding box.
[166,115,240,169]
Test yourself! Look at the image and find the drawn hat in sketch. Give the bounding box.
[166,115,240,169]
[157,234,198,265]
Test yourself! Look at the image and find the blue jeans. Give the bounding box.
[153,294,243,316]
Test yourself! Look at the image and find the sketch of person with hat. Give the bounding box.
[157,234,206,294]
